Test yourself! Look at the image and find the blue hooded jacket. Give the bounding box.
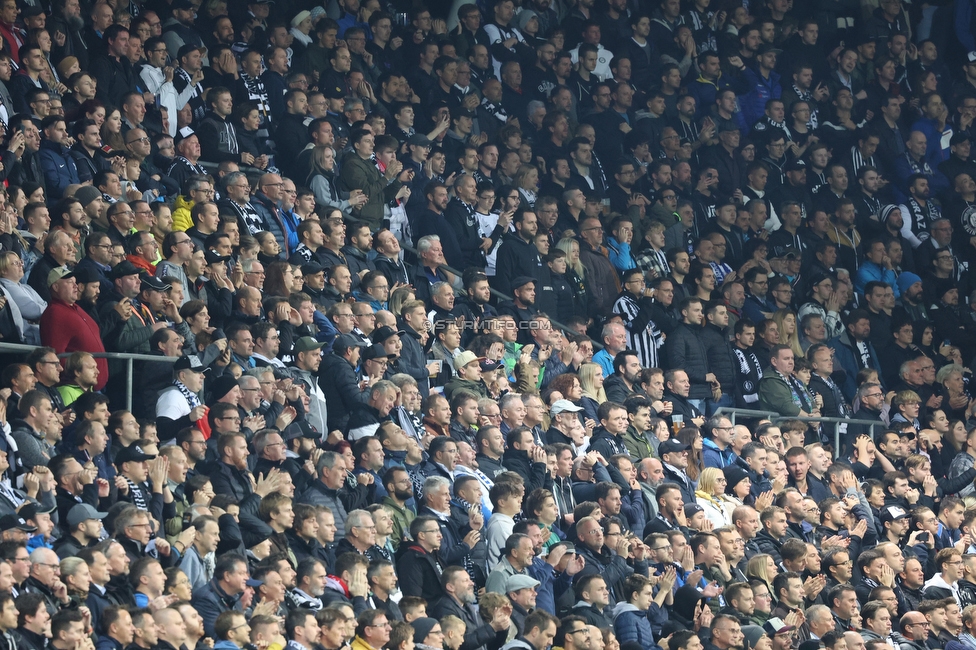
[702,437,737,469]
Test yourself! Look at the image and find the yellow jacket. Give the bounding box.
[171,195,195,232]
[351,637,379,650]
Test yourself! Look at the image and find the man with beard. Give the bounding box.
[455,272,497,342]
[636,458,665,521]
[605,351,643,405]
[415,183,464,272]
[380,466,415,552]
[176,427,206,479]
[495,210,545,298]
[892,272,929,327]
[496,277,539,346]
[663,297,716,414]
[430,566,510,647]
[662,369,705,432]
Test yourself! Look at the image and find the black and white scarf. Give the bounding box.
[904,197,941,242]
[174,379,201,408]
[168,156,207,178]
[224,199,264,235]
[480,96,510,123]
[791,84,819,128]
[733,348,763,403]
[174,68,205,122]
[125,478,149,511]
[239,72,273,127]
[292,244,313,263]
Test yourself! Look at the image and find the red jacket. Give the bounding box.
[39,299,108,391]
[126,255,156,275]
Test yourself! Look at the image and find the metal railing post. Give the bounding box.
[126,358,134,412]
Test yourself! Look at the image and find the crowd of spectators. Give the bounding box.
[0,0,974,650]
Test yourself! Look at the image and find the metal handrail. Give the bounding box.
[771,415,884,458]
[713,407,779,423]
[712,407,884,458]
[0,342,178,411]
[400,242,605,351]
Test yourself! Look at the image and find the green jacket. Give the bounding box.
[621,426,655,460]
[338,153,403,230]
[382,496,415,551]
[757,372,802,417]
[443,376,488,402]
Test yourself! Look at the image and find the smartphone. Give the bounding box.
[919,532,930,542]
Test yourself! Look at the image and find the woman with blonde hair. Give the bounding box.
[388,286,416,317]
[514,164,540,207]
[696,467,732,527]
[60,557,91,603]
[555,236,589,320]
[578,362,607,423]
[773,309,804,359]
[307,145,367,214]
[745,553,779,596]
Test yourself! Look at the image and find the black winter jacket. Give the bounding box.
[395,544,446,602]
[700,322,736,390]
[501,447,550,493]
[662,322,712,399]
[318,353,367,433]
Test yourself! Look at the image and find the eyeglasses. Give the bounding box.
[127,136,150,144]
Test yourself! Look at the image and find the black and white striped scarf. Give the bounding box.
[173,379,201,408]
[791,84,819,128]
[240,72,273,127]
[167,156,207,178]
[733,347,763,403]
[175,68,205,122]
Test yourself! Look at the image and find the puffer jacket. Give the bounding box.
[37,138,80,200]
[171,193,195,232]
[318,353,367,433]
[662,322,712,399]
[700,322,736,390]
[397,326,431,398]
[578,239,621,319]
[250,191,291,255]
[614,603,655,647]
